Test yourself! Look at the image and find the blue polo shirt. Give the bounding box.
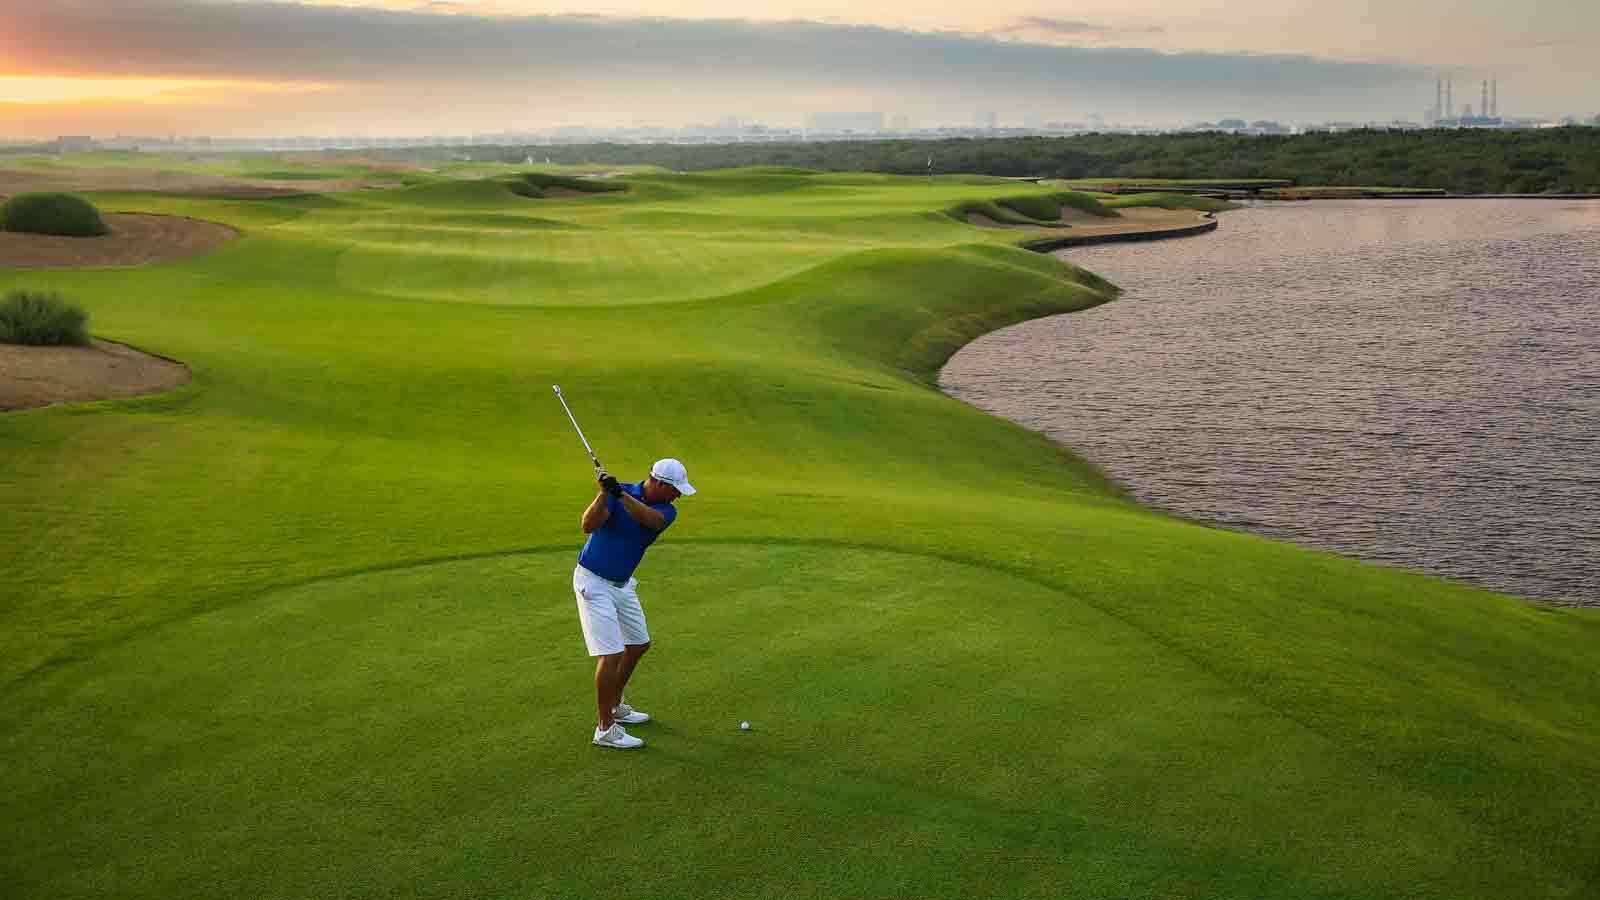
[577,481,678,583]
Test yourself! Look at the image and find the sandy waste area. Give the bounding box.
[0,339,190,411]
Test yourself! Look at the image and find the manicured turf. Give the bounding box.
[2,168,1596,899]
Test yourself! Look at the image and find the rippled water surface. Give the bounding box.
[941,200,1600,606]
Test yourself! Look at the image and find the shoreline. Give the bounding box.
[943,207,1225,514]
[1267,193,1600,201]
[942,200,1593,608]
[1019,215,1217,251]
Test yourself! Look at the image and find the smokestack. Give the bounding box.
[1492,79,1499,117]
[1436,77,1443,122]
[1482,81,1489,120]
[1447,78,1454,118]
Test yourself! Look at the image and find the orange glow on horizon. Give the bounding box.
[0,76,328,105]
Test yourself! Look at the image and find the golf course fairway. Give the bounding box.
[2,167,1596,899]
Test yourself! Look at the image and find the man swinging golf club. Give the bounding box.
[574,458,695,749]
[552,386,695,749]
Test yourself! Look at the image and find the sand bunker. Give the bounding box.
[1063,207,1213,235]
[0,213,238,268]
[0,339,190,411]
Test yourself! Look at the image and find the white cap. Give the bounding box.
[649,458,696,496]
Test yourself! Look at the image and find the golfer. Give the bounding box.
[574,458,695,749]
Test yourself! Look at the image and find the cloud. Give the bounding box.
[0,1,1410,84]
[0,0,1428,131]
[993,17,1167,40]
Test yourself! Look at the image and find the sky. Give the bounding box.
[0,0,1596,138]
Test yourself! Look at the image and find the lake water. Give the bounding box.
[941,200,1600,607]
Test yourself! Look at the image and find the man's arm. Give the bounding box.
[581,472,615,533]
[616,493,667,531]
[581,490,610,533]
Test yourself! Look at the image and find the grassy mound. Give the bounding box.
[0,168,1595,900]
[996,193,1064,220]
[1055,191,1120,217]
[949,198,1060,226]
[508,172,630,198]
[0,289,89,345]
[1104,192,1243,212]
[950,190,1119,227]
[1002,191,1119,221]
[0,192,109,237]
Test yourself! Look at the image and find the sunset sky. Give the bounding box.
[1,0,1596,138]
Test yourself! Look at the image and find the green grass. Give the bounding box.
[948,190,1118,228]
[0,290,90,345]
[1,165,1596,900]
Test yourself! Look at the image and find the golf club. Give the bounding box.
[552,384,603,472]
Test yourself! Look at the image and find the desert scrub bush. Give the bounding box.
[1,192,110,237]
[0,290,91,346]
[509,173,629,198]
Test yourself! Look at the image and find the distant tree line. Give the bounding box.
[487,129,1600,194]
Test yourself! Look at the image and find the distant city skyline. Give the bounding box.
[1,0,1596,139]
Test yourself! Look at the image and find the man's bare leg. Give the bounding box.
[595,652,626,729]
[617,642,651,701]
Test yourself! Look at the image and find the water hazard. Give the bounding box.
[941,200,1600,606]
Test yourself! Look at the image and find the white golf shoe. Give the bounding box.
[611,702,651,725]
[593,723,644,750]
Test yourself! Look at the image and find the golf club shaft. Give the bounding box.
[552,385,603,470]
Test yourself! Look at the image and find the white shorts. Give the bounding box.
[573,565,650,657]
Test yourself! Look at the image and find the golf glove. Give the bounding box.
[599,474,623,497]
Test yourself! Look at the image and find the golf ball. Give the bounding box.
[740,721,750,731]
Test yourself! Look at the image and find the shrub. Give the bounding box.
[1,192,110,237]
[0,290,91,346]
